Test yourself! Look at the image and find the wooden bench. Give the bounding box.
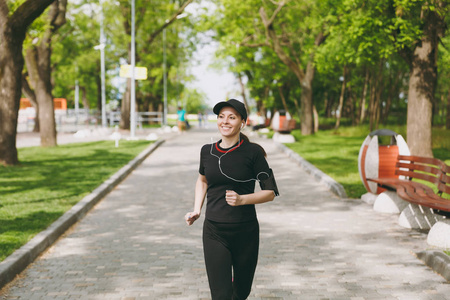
[367,155,450,217]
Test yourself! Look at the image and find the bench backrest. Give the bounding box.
[396,155,450,196]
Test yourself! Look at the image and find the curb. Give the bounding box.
[274,142,347,198]
[416,250,450,282]
[0,139,165,289]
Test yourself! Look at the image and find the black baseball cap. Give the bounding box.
[213,99,247,121]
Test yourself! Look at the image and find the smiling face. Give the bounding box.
[217,106,244,139]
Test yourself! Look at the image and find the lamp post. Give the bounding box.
[75,79,79,126]
[94,0,107,128]
[130,0,137,138]
[163,13,188,127]
[163,28,167,126]
[100,1,107,128]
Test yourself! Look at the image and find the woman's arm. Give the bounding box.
[225,190,275,207]
[185,174,208,225]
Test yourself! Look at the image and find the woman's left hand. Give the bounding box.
[226,190,243,206]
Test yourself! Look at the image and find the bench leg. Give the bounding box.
[398,204,445,230]
[427,219,450,248]
[373,191,408,214]
[361,192,377,205]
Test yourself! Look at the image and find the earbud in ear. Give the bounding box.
[241,123,245,129]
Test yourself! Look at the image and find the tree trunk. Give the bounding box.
[359,69,369,124]
[0,31,23,165]
[22,73,40,132]
[0,0,55,165]
[277,85,289,113]
[301,61,316,134]
[446,89,450,130]
[25,43,57,147]
[259,6,323,135]
[293,97,302,126]
[120,79,131,129]
[368,77,376,132]
[23,0,67,147]
[35,81,57,146]
[347,84,356,126]
[335,66,347,130]
[313,105,319,133]
[406,6,443,157]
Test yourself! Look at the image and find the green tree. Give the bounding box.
[399,0,448,157]
[0,0,55,165]
[207,0,329,135]
[315,0,448,156]
[23,0,67,147]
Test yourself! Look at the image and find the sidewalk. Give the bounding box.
[1,128,449,299]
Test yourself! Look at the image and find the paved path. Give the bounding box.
[1,129,449,299]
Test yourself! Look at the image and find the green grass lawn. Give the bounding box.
[0,140,152,262]
[285,125,450,199]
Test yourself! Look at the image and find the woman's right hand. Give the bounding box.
[185,211,200,226]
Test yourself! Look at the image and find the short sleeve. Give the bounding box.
[199,144,208,175]
[251,144,270,179]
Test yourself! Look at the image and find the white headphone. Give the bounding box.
[209,137,269,183]
[241,123,245,129]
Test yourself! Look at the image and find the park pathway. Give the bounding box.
[1,128,449,299]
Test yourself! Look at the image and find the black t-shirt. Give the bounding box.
[199,139,271,223]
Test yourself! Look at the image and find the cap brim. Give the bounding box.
[213,102,231,115]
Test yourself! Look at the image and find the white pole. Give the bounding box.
[75,80,79,114]
[75,79,79,127]
[100,0,107,128]
[130,0,136,138]
[163,28,167,126]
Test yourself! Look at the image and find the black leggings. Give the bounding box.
[203,219,259,300]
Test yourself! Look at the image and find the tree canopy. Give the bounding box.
[0,0,449,165]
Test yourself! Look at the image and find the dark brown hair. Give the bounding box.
[240,132,267,157]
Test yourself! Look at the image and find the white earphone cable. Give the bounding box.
[209,136,269,183]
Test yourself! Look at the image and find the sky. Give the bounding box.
[187,42,241,107]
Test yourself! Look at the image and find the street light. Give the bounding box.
[163,13,188,127]
[163,27,167,126]
[130,0,136,138]
[94,0,107,128]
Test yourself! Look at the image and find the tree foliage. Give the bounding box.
[203,0,448,155]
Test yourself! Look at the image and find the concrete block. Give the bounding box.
[361,192,377,205]
[273,132,295,143]
[398,204,444,230]
[416,250,450,282]
[427,219,450,249]
[373,191,408,214]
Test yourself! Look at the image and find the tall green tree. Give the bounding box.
[209,0,328,135]
[0,0,55,166]
[400,0,448,157]
[316,0,448,156]
[23,0,67,147]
